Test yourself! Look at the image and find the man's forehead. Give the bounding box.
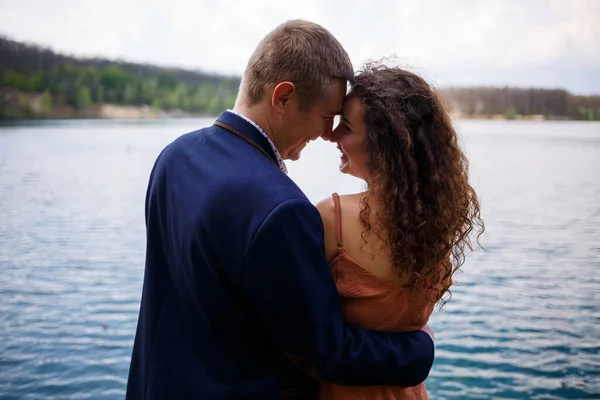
[316,80,347,115]
[325,92,345,115]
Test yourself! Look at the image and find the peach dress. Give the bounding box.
[319,193,434,400]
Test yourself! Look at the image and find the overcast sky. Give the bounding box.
[1,0,599,94]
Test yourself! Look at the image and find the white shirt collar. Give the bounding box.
[226,109,287,174]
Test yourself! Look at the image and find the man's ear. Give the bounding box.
[271,82,296,114]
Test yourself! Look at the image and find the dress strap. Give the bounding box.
[332,193,343,251]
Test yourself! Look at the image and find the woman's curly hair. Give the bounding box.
[350,62,484,306]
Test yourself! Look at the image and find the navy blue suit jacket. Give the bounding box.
[126,111,434,399]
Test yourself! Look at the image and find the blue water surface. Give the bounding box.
[1,119,599,399]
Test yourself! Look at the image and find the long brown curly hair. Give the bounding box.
[350,62,484,306]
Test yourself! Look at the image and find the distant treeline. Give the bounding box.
[440,87,600,120]
[0,36,240,119]
[1,35,599,121]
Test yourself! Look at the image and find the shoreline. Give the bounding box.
[2,88,598,122]
[2,115,599,127]
[1,93,597,123]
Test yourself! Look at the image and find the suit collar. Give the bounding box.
[216,111,280,168]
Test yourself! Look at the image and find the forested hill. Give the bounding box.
[0,36,240,119]
[440,86,600,121]
[1,35,599,121]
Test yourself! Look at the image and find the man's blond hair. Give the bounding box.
[239,19,353,111]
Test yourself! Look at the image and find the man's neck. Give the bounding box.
[231,103,277,146]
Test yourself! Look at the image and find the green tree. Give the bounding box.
[161,90,180,110]
[505,105,517,120]
[140,79,157,104]
[76,87,92,110]
[29,72,45,91]
[151,98,162,110]
[40,92,53,116]
[94,86,104,103]
[124,83,138,104]
[2,70,29,91]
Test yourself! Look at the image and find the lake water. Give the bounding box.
[0,119,599,399]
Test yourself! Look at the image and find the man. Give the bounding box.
[126,19,434,399]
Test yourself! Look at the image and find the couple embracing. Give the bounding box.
[127,19,483,400]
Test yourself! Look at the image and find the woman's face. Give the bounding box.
[332,95,370,180]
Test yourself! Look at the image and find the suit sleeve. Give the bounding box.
[243,198,435,387]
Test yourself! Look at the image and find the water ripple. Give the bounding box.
[1,120,599,399]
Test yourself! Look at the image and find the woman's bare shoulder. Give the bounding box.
[315,192,363,226]
[315,195,338,262]
[315,195,335,225]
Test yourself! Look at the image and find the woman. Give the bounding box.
[317,63,484,399]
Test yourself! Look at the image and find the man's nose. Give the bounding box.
[322,125,340,142]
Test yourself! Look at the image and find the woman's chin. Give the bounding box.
[339,163,364,180]
[339,162,350,174]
